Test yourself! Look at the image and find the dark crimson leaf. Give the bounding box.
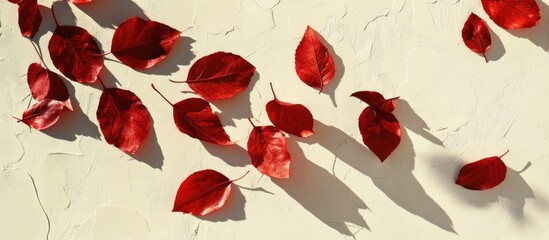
[247,119,291,179]
[456,151,509,190]
[171,52,256,100]
[173,170,249,216]
[48,6,103,83]
[152,84,234,145]
[352,91,401,162]
[97,87,151,154]
[14,99,64,130]
[295,26,335,93]
[27,63,72,111]
[462,13,491,63]
[481,0,540,29]
[266,83,314,138]
[18,0,42,38]
[110,17,181,69]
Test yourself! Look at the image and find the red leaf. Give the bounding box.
[173,170,249,216]
[171,52,256,100]
[68,0,92,3]
[247,119,291,179]
[18,0,42,38]
[97,86,151,154]
[295,26,335,93]
[462,13,491,63]
[352,91,401,162]
[48,6,103,83]
[481,0,541,29]
[455,151,509,190]
[8,0,22,4]
[14,99,64,130]
[27,63,73,111]
[110,17,181,69]
[266,83,314,138]
[152,84,234,146]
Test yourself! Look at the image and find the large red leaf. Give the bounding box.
[455,151,509,190]
[295,26,335,93]
[14,99,64,130]
[97,86,151,154]
[352,91,401,162]
[247,119,291,179]
[481,0,541,29]
[48,6,103,83]
[27,63,72,111]
[18,0,42,38]
[110,17,181,69]
[173,170,249,216]
[171,52,256,100]
[152,84,234,145]
[462,13,491,63]
[266,83,314,138]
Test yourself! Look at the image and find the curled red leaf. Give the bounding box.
[295,26,335,93]
[152,84,234,146]
[97,85,151,154]
[352,91,401,162]
[173,170,249,216]
[247,119,291,179]
[266,83,314,138]
[14,99,64,130]
[456,151,509,190]
[48,6,103,83]
[27,63,72,111]
[110,17,181,69]
[18,0,42,38]
[462,13,491,63]
[171,52,256,100]
[481,0,541,29]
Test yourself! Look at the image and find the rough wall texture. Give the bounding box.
[1,0,549,239]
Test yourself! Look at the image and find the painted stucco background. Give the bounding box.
[2,0,549,239]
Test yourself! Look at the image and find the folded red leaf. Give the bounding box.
[455,151,509,190]
[97,87,151,154]
[266,83,314,138]
[462,13,491,63]
[172,52,256,100]
[481,0,540,29]
[110,17,181,69]
[14,99,64,130]
[173,170,249,216]
[27,63,72,111]
[152,84,234,145]
[247,119,291,179]
[18,0,42,38]
[295,26,335,93]
[352,91,401,162]
[48,6,103,83]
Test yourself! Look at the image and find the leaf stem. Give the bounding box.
[499,150,510,159]
[51,4,60,27]
[29,39,48,70]
[169,79,187,83]
[482,51,488,63]
[151,84,174,106]
[97,76,107,89]
[269,82,277,99]
[247,118,256,127]
[92,52,112,57]
[231,171,250,183]
[12,116,23,122]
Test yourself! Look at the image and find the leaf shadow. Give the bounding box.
[298,120,456,234]
[197,185,246,222]
[210,71,259,122]
[273,140,369,236]
[136,36,197,76]
[314,30,344,107]
[75,0,147,29]
[130,117,164,170]
[486,27,506,62]
[396,99,443,146]
[507,0,549,51]
[202,143,249,167]
[35,2,77,42]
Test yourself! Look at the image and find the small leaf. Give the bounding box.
[14,99,64,130]
[266,83,314,137]
[295,26,335,93]
[481,0,540,29]
[27,63,72,111]
[18,0,42,38]
[462,13,492,63]
[456,151,509,190]
[247,119,291,179]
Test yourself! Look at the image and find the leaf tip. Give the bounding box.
[300,130,314,138]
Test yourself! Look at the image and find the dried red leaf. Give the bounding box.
[18,0,42,38]
[171,52,256,100]
[266,83,314,138]
[110,17,181,69]
[352,91,401,162]
[27,63,72,111]
[173,170,249,216]
[456,151,509,190]
[295,26,335,93]
[247,119,291,179]
[481,0,541,29]
[462,13,491,63]
[152,84,234,145]
[14,99,64,130]
[97,86,151,154]
[48,6,103,83]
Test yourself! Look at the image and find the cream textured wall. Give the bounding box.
[1,0,549,239]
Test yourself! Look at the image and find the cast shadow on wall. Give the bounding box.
[315,31,344,108]
[508,1,549,51]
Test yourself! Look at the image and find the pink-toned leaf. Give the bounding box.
[247,120,291,179]
[27,63,73,111]
[266,83,314,138]
[18,0,42,38]
[295,26,335,93]
[462,13,492,62]
[15,99,64,130]
[456,151,509,190]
